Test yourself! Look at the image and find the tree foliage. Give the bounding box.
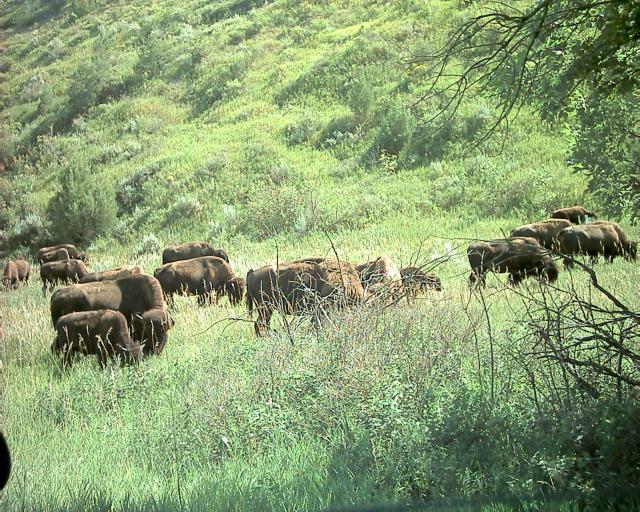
[46,164,116,244]
[418,0,640,217]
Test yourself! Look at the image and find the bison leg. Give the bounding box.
[255,307,273,337]
[468,270,486,288]
[509,272,525,286]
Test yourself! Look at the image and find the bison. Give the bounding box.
[246,259,364,336]
[3,260,30,290]
[588,221,637,261]
[558,223,634,267]
[162,241,229,265]
[52,310,142,367]
[355,256,403,302]
[399,266,442,300]
[153,256,244,306]
[37,244,87,263]
[510,219,572,251]
[467,237,559,286]
[551,206,597,224]
[80,265,143,284]
[50,274,173,355]
[40,260,88,295]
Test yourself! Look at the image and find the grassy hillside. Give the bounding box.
[2,0,639,511]
[0,0,587,254]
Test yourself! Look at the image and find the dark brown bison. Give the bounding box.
[551,206,597,224]
[399,266,442,299]
[40,260,88,295]
[510,219,572,251]
[3,260,30,289]
[50,274,173,355]
[52,310,142,367]
[246,259,364,336]
[37,244,87,263]
[355,256,402,302]
[467,237,559,286]
[162,242,229,265]
[153,256,244,306]
[80,265,143,284]
[558,223,634,267]
[39,248,70,264]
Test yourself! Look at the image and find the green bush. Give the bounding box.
[7,213,49,250]
[372,101,415,157]
[236,184,308,239]
[46,164,117,244]
[191,53,252,114]
[116,164,161,216]
[134,233,162,256]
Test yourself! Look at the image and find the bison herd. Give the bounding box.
[0,206,636,367]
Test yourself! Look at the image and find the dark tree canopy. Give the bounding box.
[417,0,640,217]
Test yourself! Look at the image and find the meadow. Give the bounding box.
[1,0,639,510]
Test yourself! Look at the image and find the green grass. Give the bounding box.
[2,228,640,510]
[1,0,639,510]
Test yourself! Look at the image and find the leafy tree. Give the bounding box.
[46,164,116,244]
[418,0,640,216]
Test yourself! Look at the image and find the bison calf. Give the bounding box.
[467,237,559,287]
[3,260,30,290]
[52,310,142,367]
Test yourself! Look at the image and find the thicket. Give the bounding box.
[46,164,116,244]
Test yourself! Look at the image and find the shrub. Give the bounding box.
[348,74,375,121]
[317,114,359,149]
[8,213,49,250]
[283,114,321,146]
[116,163,161,215]
[191,53,252,114]
[46,164,117,244]
[170,195,203,218]
[372,102,415,156]
[237,185,308,239]
[135,233,162,256]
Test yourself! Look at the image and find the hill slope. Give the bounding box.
[0,0,586,255]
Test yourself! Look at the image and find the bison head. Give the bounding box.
[226,277,245,306]
[132,309,173,356]
[625,241,638,261]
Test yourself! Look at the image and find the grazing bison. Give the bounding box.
[153,256,244,306]
[355,256,402,302]
[589,221,637,261]
[467,237,559,286]
[551,206,597,224]
[510,219,572,251]
[52,310,142,367]
[40,260,88,295]
[80,265,143,284]
[558,223,634,267]
[162,242,229,265]
[246,259,364,336]
[37,244,87,263]
[3,260,30,289]
[39,248,70,264]
[50,274,172,355]
[399,266,442,300]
